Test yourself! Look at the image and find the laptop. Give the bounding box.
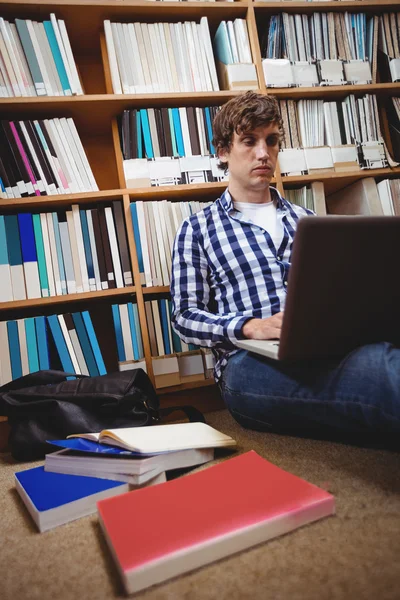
[235,215,400,361]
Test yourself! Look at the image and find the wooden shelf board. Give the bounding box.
[0,189,124,210]
[158,377,217,395]
[253,1,400,12]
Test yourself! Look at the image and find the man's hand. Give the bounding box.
[242,312,283,340]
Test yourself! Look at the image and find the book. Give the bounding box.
[15,466,130,532]
[67,422,236,454]
[97,450,335,594]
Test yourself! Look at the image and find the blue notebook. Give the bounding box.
[15,466,129,532]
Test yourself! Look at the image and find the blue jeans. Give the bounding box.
[220,343,400,446]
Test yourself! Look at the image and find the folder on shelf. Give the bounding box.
[152,355,180,389]
[292,62,319,87]
[262,59,294,88]
[318,60,345,86]
[216,61,258,91]
[343,60,372,84]
[303,147,334,174]
[278,148,307,177]
[331,145,360,173]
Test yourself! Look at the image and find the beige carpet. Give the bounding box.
[1,409,399,600]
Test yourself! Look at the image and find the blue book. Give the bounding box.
[47,314,75,374]
[172,108,185,157]
[168,299,182,352]
[7,320,22,380]
[43,20,72,96]
[129,203,144,277]
[52,212,67,295]
[32,214,49,297]
[112,304,126,362]
[71,312,99,376]
[139,109,154,159]
[0,214,13,302]
[79,209,95,289]
[132,303,144,358]
[168,108,178,157]
[127,302,140,360]
[213,21,234,65]
[136,110,143,159]
[25,317,40,373]
[35,316,50,370]
[18,213,41,299]
[81,311,106,375]
[4,214,26,300]
[204,108,215,155]
[159,299,171,355]
[15,466,128,532]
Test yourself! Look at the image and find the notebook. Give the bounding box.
[97,451,334,594]
[235,216,400,360]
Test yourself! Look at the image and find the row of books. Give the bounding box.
[130,200,211,288]
[104,17,219,95]
[379,14,400,83]
[262,11,378,87]
[0,118,97,199]
[0,311,105,386]
[286,177,400,217]
[120,106,226,188]
[213,20,252,66]
[0,202,132,303]
[277,94,389,175]
[0,14,83,98]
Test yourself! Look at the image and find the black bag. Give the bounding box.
[0,369,205,461]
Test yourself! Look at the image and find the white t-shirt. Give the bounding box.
[234,200,284,249]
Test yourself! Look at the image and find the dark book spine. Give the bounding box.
[161,107,173,157]
[129,109,138,159]
[14,121,46,196]
[154,108,167,157]
[112,200,132,287]
[186,107,201,156]
[97,204,116,289]
[90,207,108,290]
[25,120,58,195]
[1,121,30,197]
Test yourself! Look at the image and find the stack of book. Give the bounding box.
[0,13,83,98]
[15,422,236,533]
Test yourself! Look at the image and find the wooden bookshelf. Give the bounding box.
[0,0,399,415]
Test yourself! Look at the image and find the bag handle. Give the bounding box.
[158,405,206,424]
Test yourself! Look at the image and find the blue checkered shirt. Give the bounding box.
[170,188,313,382]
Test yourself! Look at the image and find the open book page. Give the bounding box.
[70,422,236,454]
[67,432,101,442]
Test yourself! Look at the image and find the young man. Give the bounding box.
[170,91,400,446]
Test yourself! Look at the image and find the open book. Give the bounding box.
[67,422,236,454]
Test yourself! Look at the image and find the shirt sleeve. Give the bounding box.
[170,218,249,348]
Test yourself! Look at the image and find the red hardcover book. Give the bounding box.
[97,450,335,594]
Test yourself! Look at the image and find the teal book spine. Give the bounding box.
[71,312,98,376]
[204,108,216,154]
[168,299,182,352]
[81,311,106,375]
[127,302,140,360]
[7,320,22,380]
[35,316,50,370]
[25,317,40,373]
[159,299,171,355]
[129,203,144,276]
[32,213,49,297]
[112,304,126,362]
[79,209,95,288]
[136,111,143,159]
[52,212,67,295]
[43,20,72,96]
[168,108,178,157]
[47,314,75,374]
[213,21,234,65]
[172,108,185,157]
[139,109,154,159]
[132,303,144,358]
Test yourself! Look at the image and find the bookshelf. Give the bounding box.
[1,0,400,414]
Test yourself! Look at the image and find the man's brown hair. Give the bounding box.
[212,91,283,172]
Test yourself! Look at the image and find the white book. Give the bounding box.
[72,204,90,292]
[52,212,67,295]
[58,118,89,191]
[119,303,135,361]
[150,300,164,357]
[191,22,208,91]
[151,201,169,286]
[17,319,29,375]
[157,201,173,281]
[178,107,192,157]
[0,25,21,96]
[196,107,208,156]
[127,24,145,93]
[140,23,159,93]
[377,180,394,216]
[135,201,152,287]
[9,248,26,301]
[46,212,62,296]
[227,21,240,63]
[68,324,90,376]
[0,66,7,98]
[162,23,179,93]
[0,216,13,301]
[104,206,124,288]
[148,23,165,93]
[4,19,31,96]
[86,209,102,292]
[58,314,81,373]
[183,22,200,91]
[169,23,185,93]
[155,22,171,93]
[18,121,47,194]
[59,220,77,294]
[9,23,35,96]
[26,19,53,95]
[44,119,76,193]
[0,49,12,97]
[175,22,193,92]
[121,23,136,94]
[194,24,212,92]
[36,22,62,96]
[147,109,160,158]
[143,202,159,287]
[134,22,152,93]
[200,16,219,91]
[112,22,129,94]
[144,202,163,287]
[104,20,122,94]
[234,19,252,63]
[40,213,56,297]
[49,14,74,95]
[22,244,41,301]
[66,210,83,293]
[0,321,12,385]
[1,17,27,95]
[66,118,98,191]
[34,120,66,193]
[57,19,83,95]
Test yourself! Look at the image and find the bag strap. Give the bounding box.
[0,370,86,393]
[158,405,206,423]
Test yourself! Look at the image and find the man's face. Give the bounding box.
[218,122,281,193]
